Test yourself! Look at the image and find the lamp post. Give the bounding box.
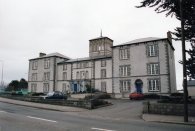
[0,60,4,87]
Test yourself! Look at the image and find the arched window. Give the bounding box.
[76,72,80,79]
[85,71,89,79]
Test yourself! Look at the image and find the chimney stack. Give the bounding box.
[39,52,46,57]
[167,31,172,44]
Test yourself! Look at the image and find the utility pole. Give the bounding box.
[180,0,188,122]
[0,60,4,87]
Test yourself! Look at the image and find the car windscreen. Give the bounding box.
[47,92,54,96]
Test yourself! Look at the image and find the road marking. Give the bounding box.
[27,116,57,123]
[0,110,7,113]
[91,127,116,131]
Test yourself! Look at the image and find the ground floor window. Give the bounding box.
[148,79,160,91]
[43,83,49,92]
[101,82,106,92]
[62,83,66,92]
[120,80,130,92]
[31,83,37,92]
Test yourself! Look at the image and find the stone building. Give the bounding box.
[28,32,177,98]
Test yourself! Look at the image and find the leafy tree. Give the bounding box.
[137,0,195,79]
[136,0,195,43]
[19,78,28,89]
[5,78,28,91]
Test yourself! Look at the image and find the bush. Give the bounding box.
[31,93,44,96]
[144,94,160,99]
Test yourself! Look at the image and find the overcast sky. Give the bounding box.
[0,0,191,90]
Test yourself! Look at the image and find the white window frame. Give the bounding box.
[44,72,50,81]
[120,80,130,92]
[63,72,67,80]
[119,65,130,77]
[32,61,38,70]
[76,72,80,79]
[101,60,106,67]
[63,65,67,70]
[148,63,159,75]
[43,83,49,92]
[148,79,160,91]
[62,83,66,92]
[31,83,37,92]
[31,73,37,81]
[119,48,130,59]
[80,71,85,79]
[85,71,89,79]
[101,82,106,92]
[147,45,158,56]
[101,69,106,78]
[44,59,50,69]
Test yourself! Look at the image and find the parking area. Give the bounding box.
[76,99,157,121]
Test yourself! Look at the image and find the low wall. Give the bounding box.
[0,94,99,109]
[143,101,195,116]
[70,93,92,99]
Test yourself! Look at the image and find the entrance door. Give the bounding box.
[74,84,77,92]
[136,84,142,93]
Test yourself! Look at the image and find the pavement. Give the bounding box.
[1,97,195,125]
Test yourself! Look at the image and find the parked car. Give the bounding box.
[129,92,144,100]
[40,91,68,100]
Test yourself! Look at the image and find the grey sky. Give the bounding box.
[0,0,191,90]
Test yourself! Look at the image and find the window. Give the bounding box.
[63,72,67,80]
[80,63,83,68]
[85,62,88,68]
[76,72,80,79]
[148,79,160,91]
[101,42,104,50]
[44,72,50,81]
[80,71,85,79]
[101,69,106,78]
[31,73,37,81]
[85,71,89,79]
[120,81,130,92]
[32,61,38,70]
[77,63,80,68]
[44,59,50,68]
[31,83,37,92]
[147,45,158,56]
[147,63,159,75]
[43,83,49,92]
[119,48,130,59]
[62,83,66,92]
[63,65,67,70]
[101,60,106,67]
[119,65,130,77]
[101,82,106,92]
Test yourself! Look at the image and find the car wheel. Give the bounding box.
[130,98,132,100]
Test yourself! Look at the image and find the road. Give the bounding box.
[0,99,194,131]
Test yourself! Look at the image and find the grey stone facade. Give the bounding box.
[28,32,177,98]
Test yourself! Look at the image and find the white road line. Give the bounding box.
[91,127,116,131]
[0,110,7,113]
[27,116,57,123]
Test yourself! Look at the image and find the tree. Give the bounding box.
[5,78,28,91]
[19,78,28,89]
[137,0,195,79]
[136,0,195,43]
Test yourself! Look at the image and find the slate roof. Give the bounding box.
[89,36,113,41]
[113,37,166,47]
[29,52,71,60]
[58,54,112,64]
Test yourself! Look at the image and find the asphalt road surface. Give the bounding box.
[0,99,194,131]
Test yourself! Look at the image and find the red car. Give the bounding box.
[129,92,144,100]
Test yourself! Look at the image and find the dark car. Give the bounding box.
[40,91,68,100]
[129,92,144,100]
